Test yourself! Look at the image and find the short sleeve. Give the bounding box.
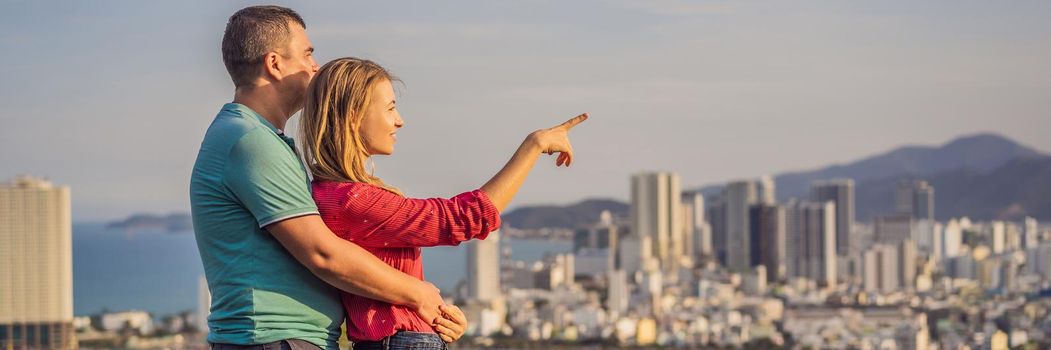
[223,128,319,227]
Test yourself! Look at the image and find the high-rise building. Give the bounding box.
[1024,217,1039,250]
[862,243,899,293]
[897,180,935,220]
[875,214,914,244]
[725,180,758,271]
[619,233,648,274]
[757,175,776,205]
[990,221,1006,254]
[630,172,682,270]
[942,219,962,258]
[899,240,917,291]
[811,179,855,256]
[574,211,620,270]
[606,269,629,318]
[467,230,501,301]
[196,275,210,334]
[0,176,75,349]
[1005,222,1022,252]
[706,196,727,266]
[785,200,837,287]
[749,203,785,282]
[681,192,711,263]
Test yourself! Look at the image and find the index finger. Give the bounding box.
[559,113,589,130]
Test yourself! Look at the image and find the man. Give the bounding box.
[190,6,465,350]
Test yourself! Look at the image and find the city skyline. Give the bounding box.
[3,1,1051,221]
[8,167,1050,348]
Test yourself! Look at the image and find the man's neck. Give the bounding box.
[233,86,291,131]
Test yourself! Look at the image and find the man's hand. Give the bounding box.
[434,304,468,343]
[412,282,445,327]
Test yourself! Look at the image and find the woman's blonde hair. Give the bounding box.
[299,57,402,196]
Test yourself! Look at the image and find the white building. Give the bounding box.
[0,176,74,349]
[467,229,501,301]
[941,219,963,258]
[196,275,210,333]
[1023,217,1039,250]
[863,243,899,294]
[607,269,629,317]
[630,172,682,271]
[990,221,1006,254]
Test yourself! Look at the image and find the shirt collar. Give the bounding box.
[223,103,283,135]
[223,102,296,148]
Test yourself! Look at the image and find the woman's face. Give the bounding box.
[359,79,403,156]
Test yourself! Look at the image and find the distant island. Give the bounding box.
[106,213,192,233]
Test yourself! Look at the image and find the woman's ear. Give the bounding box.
[348,110,359,128]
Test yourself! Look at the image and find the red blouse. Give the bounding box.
[311,180,501,342]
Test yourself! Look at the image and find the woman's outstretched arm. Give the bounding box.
[481,113,589,211]
[317,113,587,249]
[317,183,500,248]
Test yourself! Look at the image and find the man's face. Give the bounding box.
[280,22,319,111]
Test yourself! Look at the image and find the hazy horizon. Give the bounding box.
[3,1,1049,221]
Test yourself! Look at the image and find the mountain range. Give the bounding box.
[502,133,1050,229]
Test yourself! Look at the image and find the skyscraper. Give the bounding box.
[897,180,935,220]
[0,176,74,349]
[811,179,855,256]
[1024,217,1039,250]
[941,219,962,258]
[862,243,899,293]
[875,214,913,244]
[899,239,917,291]
[681,191,711,262]
[196,275,210,334]
[785,200,837,287]
[725,180,758,271]
[749,203,785,282]
[757,175,776,205]
[467,229,501,301]
[990,221,1006,254]
[606,269,629,317]
[630,172,682,270]
[706,195,727,266]
[573,211,619,257]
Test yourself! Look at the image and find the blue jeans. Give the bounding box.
[353,331,448,350]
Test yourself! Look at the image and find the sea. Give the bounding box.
[72,223,571,317]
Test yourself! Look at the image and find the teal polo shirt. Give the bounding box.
[190,103,342,349]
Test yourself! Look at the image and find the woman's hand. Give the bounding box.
[527,113,588,167]
[481,112,589,211]
[433,304,468,343]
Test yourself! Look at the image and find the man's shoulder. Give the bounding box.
[203,107,267,147]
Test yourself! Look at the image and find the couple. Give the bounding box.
[189,5,587,350]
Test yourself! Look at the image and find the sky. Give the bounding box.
[2,0,1049,221]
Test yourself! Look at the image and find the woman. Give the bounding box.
[299,57,587,349]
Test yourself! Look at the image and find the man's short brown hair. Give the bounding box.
[221,6,306,87]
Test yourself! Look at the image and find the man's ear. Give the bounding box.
[262,51,283,81]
